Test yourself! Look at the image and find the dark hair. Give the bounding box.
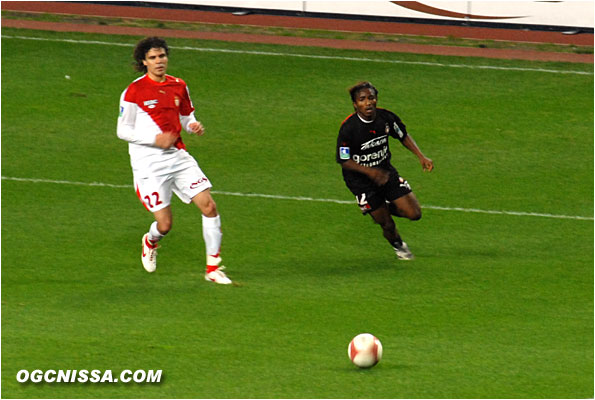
[133,37,169,73]
[349,81,378,102]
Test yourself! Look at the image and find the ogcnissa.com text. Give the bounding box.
[16,369,162,383]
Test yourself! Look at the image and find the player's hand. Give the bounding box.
[369,168,390,186]
[154,131,178,149]
[421,156,434,172]
[188,121,205,136]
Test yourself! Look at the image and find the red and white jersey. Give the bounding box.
[117,74,199,177]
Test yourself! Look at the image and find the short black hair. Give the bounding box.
[349,81,378,102]
[133,37,169,73]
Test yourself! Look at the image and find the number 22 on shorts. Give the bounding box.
[144,192,163,209]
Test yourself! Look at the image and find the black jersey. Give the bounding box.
[336,108,408,193]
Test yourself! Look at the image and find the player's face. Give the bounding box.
[353,88,377,121]
[143,47,168,81]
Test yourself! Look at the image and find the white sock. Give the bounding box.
[148,221,166,243]
[202,215,222,258]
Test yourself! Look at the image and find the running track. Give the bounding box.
[1,1,593,63]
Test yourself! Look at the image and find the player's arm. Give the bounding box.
[180,113,205,136]
[390,112,433,172]
[117,90,177,149]
[337,127,389,185]
[341,159,390,185]
[401,134,434,172]
[179,85,205,136]
[153,132,178,149]
[117,90,171,147]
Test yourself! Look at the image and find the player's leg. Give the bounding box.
[390,192,422,221]
[191,189,231,284]
[149,206,173,242]
[135,175,174,273]
[172,161,231,285]
[369,205,402,246]
[369,205,412,260]
[387,176,421,220]
[381,175,416,259]
[369,205,414,260]
[357,191,413,260]
[192,189,221,260]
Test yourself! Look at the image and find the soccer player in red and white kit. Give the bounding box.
[117,37,231,284]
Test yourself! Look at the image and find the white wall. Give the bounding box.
[149,1,594,28]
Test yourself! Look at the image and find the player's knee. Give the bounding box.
[409,209,422,221]
[400,203,421,221]
[157,218,173,235]
[157,220,173,234]
[201,199,218,218]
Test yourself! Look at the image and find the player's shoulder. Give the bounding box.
[165,74,187,87]
[340,113,358,128]
[125,74,148,93]
[122,75,145,100]
[376,107,399,120]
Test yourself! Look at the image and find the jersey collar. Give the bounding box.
[357,113,375,124]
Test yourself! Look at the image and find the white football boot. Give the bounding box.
[141,234,159,272]
[393,242,414,260]
[204,255,232,285]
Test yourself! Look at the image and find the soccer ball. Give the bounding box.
[348,333,383,368]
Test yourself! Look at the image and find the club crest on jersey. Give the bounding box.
[340,147,350,160]
[174,96,180,107]
[385,123,390,134]
[144,99,158,109]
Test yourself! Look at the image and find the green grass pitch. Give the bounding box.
[1,28,593,398]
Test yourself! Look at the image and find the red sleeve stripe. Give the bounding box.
[341,113,354,125]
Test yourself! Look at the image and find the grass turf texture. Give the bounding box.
[1,28,593,398]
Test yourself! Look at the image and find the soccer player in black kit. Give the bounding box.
[336,82,434,260]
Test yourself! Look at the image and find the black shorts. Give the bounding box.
[354,172,412,215]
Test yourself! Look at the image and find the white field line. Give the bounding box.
[2,176,592,221]
[2,35,593,76]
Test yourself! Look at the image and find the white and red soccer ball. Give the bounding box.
[348,333,383,368]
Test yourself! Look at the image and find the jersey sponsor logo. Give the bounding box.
[143,99,159,109]
[339,147,350,160]
[360,135,388,150]
[353,146,388,167]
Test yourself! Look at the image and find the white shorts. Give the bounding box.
[134,164,212,212]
